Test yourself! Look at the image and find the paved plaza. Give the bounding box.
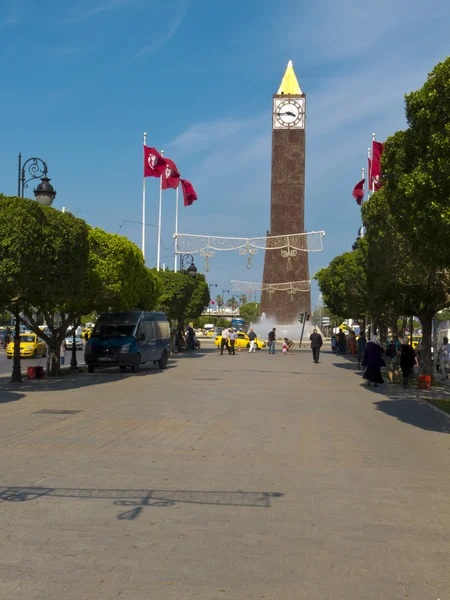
[0,346,449,599]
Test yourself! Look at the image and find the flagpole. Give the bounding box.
[371,133,376,193]
[174,186,179,272]
[142,132,147,260]
[361,167,365,206]
[156,150,164,272]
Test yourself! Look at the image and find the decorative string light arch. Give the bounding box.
[231,280,311,302]
[175,231,325,271]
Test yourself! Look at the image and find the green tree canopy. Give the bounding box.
[239,302,260,325]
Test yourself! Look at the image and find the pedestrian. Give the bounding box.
[220,327,231,355]
[185,327,195,352]
[356,331,367,369]
[331,335,337,354]
[438,336,450,380]
[268,328,276,354]
[309,328,323,363]
[337,328,347,356]
[385,339,399,384]
[348,330,356,358]
[284,338,294,354]
[229,328,237,355]
[399,337,417,389]
[248,329,257,353]
[60,342,66,366]
[362,335,385,387]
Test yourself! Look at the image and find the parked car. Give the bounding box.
[6,334,47,359]
[215,332,266,349]
[65,336,84,350]
[85,311,170,373]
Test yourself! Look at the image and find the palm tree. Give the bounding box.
[216,294,223,309]
[239,294,248,306]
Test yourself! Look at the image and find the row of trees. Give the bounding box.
[0,195,209,376]
[214,294,250,309]
[315,57,450,377]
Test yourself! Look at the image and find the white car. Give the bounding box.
[65,336,84,350]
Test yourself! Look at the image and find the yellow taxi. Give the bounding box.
[82,328,92,340]
[6,334,47,359]
[205,330,216,337]
[215,332,266,350]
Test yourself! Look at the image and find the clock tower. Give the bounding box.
[260,60,311,321]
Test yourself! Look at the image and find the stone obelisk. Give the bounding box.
[260,60,311,321]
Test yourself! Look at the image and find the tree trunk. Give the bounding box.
[11,308,22,383]
[419,309,434,379]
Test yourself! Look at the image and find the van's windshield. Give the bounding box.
[92,313,140,338]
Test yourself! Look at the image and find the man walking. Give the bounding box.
[248,329,257,353]
[310,328,323,363]
[229,328,237,355]
[268,328,276,354]
[337,328,347,356]
[220,327,230,355]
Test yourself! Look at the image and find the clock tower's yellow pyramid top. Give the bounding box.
[277,60,302,95]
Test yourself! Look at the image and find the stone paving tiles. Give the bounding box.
[0,346,449,599]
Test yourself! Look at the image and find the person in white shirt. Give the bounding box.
[220,328,231,355]
[439,336,450,380]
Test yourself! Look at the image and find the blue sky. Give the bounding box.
[1,0,449,308]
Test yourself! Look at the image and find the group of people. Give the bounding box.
[361,334,418,388]
[219,327,240,355]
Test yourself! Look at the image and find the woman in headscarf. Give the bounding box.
[399,337,417,389]
[362,335,385,386]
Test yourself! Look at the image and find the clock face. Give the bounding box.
[273,97,305,129]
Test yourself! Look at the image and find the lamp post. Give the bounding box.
[180,254,198,278]
[70,324,78,370]
[222,289,229,315]
[18,153,57,205]
[208,283,217,317]
[10,297,22,383]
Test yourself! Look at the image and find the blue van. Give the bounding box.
[85,311,170,373]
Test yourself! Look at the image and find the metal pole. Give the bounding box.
[11,306,22,383]
[372,133,376,193]
[18,153,22,197]
[174,186,179,272]
[70,325,77,370]
[299,312,307,348]
[156,150,164,271]
[142,132,147,260]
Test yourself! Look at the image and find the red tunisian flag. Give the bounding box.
[371,141,384,190]
[144,146,167,178]
[210,299,215,305]
[352,179,365,206]
[162,158,180,190]
[180,179,198,207]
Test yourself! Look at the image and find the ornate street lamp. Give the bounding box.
[18,153,57,205]
[181,254,198,278]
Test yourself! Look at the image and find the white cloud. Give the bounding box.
[132,5,187,60]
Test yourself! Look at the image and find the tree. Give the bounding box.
[314,250,368,324]
[238,294,248,306]
[87,228,159,313]
[0,195,91,377]
[239,302,260,325]
[184,274,210,322]
[383,58,450,269]
[215,294,223,309]
[226,296,238,310]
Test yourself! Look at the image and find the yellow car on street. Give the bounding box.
[6,334,47,359]
[215,332,266,350]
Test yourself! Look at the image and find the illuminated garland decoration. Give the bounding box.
[231,280,311,301]
[175,231,325,271]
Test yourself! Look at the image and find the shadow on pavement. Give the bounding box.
[0,486,284,521]
[331,357,450,433]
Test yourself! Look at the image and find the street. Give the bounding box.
[0,349,85,376]
[0,347,449,599]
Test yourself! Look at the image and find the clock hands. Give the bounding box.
[277,111,297,117]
